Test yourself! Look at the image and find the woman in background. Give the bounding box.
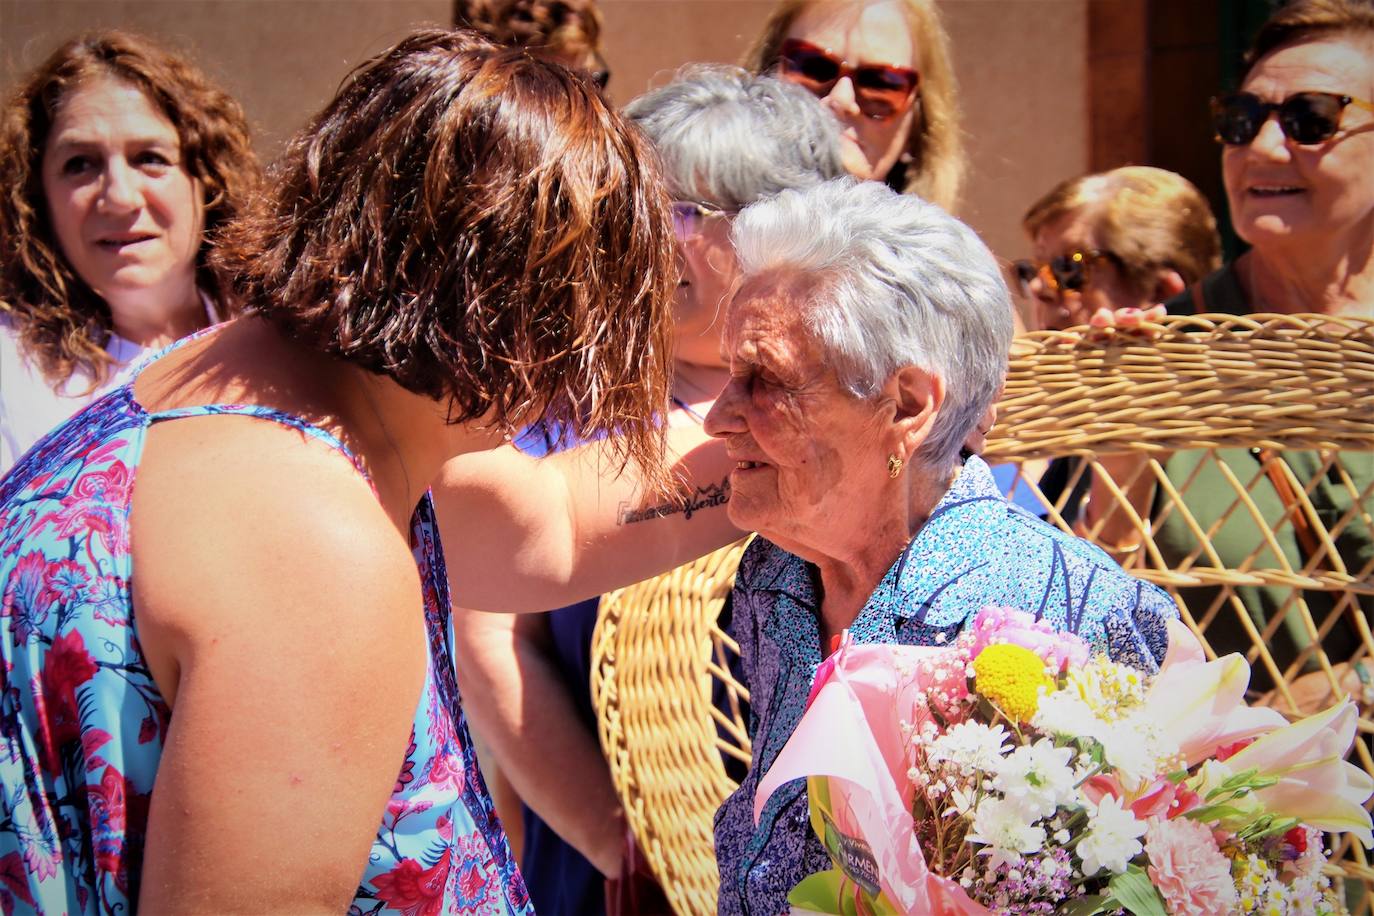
[454,0,609,87]
[1018,166,1220,334]
[744,0,965,212]
[0,31,258,474]
[1009,166,1221,534]
[450,64,845,916]
[1158,0,1374,710]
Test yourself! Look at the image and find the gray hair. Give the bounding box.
[730,178,1013,470]
[623,64,845,209]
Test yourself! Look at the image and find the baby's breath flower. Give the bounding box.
[927,721,1010,775]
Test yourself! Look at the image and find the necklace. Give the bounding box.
[669,394,707,423]
[671,365,727,423]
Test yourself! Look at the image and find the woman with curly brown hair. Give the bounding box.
[454,0,609,87]
[0,29,735,913]
[0,31,259,475]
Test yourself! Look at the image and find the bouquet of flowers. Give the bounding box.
[755,608,1374,915]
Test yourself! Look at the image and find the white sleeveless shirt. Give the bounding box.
[0,295,220,477]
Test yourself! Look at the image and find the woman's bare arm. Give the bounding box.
[435,424,739,612]
[452,608,624,876]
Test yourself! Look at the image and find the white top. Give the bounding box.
[0,295,219,477]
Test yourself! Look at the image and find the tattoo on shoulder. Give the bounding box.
[618,477,731,525]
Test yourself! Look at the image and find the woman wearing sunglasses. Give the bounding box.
[1152,0,1374,716]
[1014,167,1220,334]
[1006,167,1221,543]
[744,0,965,213]
[1175,0,1374,320]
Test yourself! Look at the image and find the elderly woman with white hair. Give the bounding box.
[707,178,1179,916]
[450,65,844,915]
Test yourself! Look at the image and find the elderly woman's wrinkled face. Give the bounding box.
[782,0,921,183]
[1224,36,1374,252]
[703,273,892,555]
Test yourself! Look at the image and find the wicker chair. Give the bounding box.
[590,313,1374,916]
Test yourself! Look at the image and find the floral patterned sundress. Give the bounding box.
[0,343,532,914]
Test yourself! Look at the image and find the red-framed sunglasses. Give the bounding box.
[776,37,921,121]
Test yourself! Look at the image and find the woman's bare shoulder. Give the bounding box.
[129,410,421,698]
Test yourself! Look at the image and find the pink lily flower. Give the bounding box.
[1222,700,1374,848]
[1144,620,1288,766]
[1080,773,1200,821]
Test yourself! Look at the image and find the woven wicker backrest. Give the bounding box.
[590,314,1374,915]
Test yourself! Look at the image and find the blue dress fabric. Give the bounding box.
[713,455,1177,916]
[0,358,532,914]
[509,422,607,916]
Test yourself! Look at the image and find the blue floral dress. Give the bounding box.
[0,352,532,914]
[714,456,1177,916]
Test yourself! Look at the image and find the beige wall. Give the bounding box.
[0,0,453,152]
[1,0,1089,260]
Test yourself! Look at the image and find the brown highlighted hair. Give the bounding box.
[1243,0,1374,81]
[216,29,675,478]
[1023,166,1222,295]
[453,0,604,62]
[0,30,259,387]
[743,0,966,213]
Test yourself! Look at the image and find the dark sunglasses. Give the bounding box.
[1210,91,1374,146]
[776,37,920,121]
[670,201,733,241]
[1009,250,1121,296]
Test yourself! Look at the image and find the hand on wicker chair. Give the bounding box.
[1259,661,1374,718]
[1089,303,1168,330]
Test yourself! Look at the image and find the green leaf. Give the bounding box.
[1182,803,1254,823]
[787,870,903,916]
[788,870,848,915]
[1204,768,1279,801]
[1058,894,1113,915]
[1245,816,1301,842]
[1108,865,1167,916]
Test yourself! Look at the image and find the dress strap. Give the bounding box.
[145,402,373,492]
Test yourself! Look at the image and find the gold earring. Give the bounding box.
[887,454,903,479]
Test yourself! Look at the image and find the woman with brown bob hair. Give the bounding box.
[0,29,735,914]
[743,0,965,212]
[0,30,258,474]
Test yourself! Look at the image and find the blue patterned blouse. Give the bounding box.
[713,456,1176,916]
[0,367,531,914]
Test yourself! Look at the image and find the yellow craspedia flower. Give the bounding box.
[971,643,1053,723]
